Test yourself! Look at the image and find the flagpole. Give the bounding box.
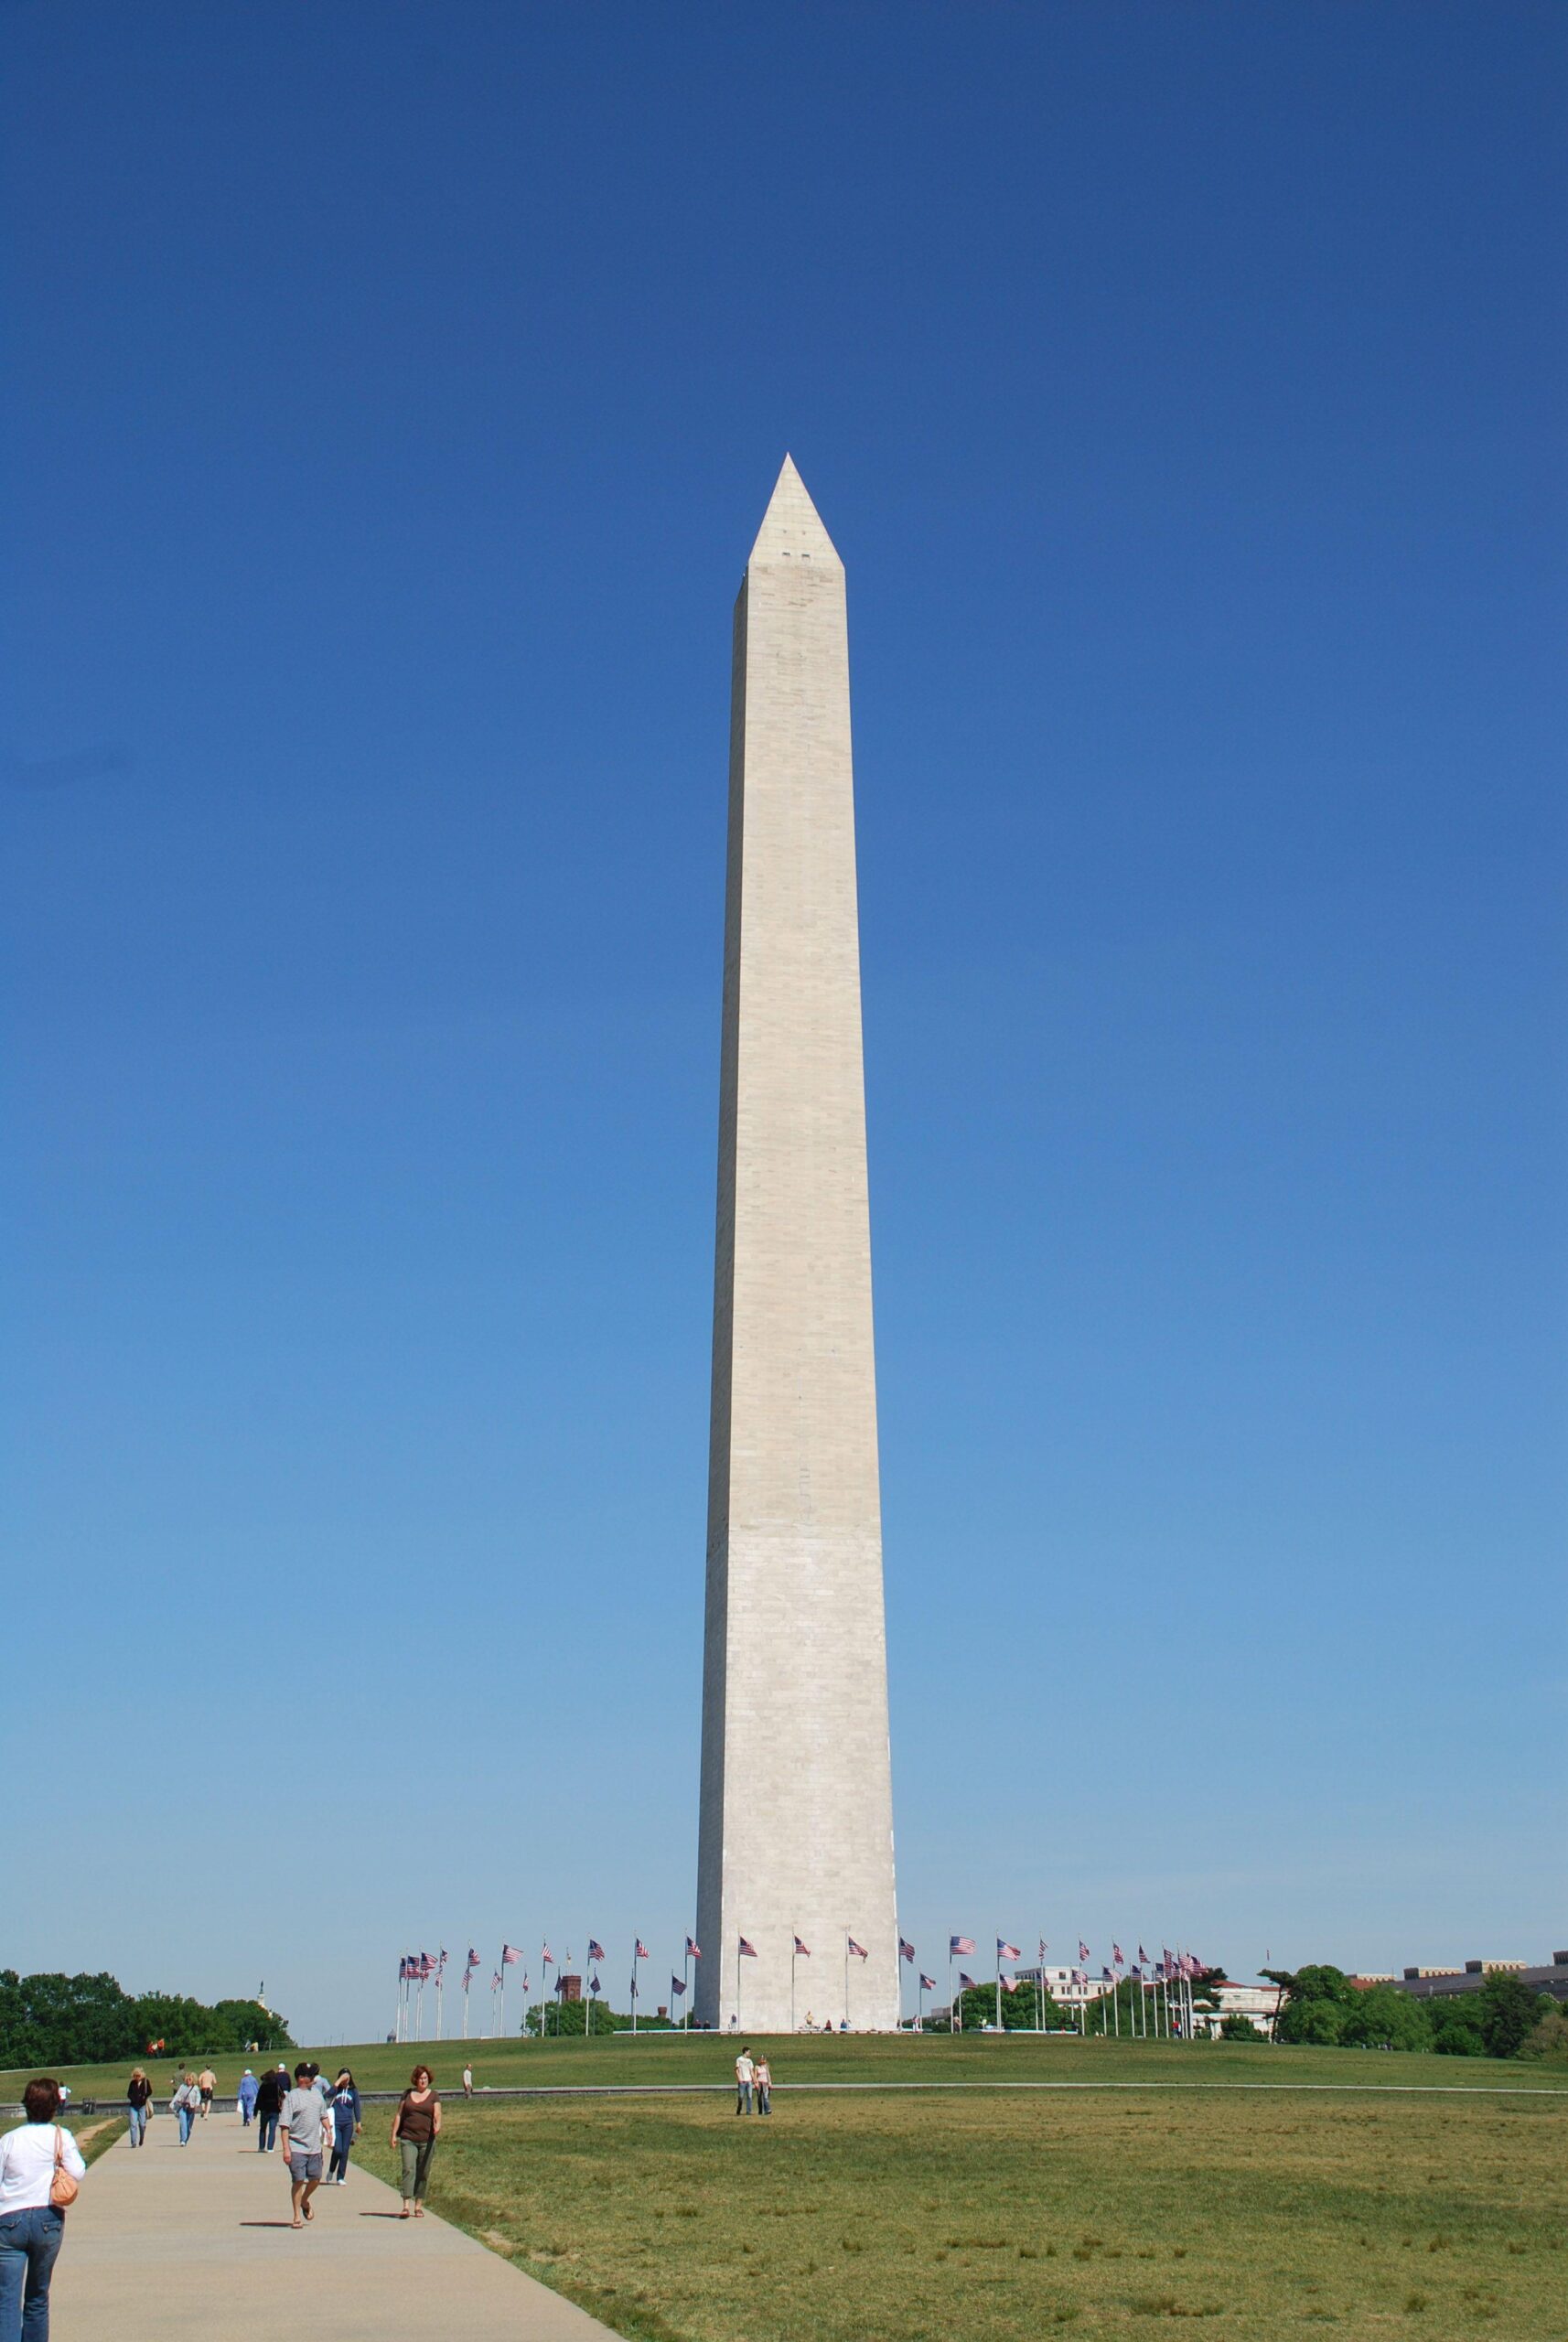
[843,1934,849,2029]
[949,1947,955,2034]
[791,1936,797,2036]
[995,1934,1001,2033]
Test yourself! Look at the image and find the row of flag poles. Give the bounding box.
[395,1938,691,2042]
[395,1935,1206,2039]
[944,1937,1207,2038]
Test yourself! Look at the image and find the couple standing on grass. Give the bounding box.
[733,2048,773,2114]
[276,2062,439,2229]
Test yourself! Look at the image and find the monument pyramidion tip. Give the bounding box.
[746,453,843,570]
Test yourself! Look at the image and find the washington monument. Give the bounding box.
[694,458,899,2034]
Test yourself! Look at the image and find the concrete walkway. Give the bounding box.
[56,2110,614,2338]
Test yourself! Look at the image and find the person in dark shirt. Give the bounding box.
[327,2072,362,2186]
[252,2067,285,2153]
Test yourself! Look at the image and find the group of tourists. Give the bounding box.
[0,2056,445,2336]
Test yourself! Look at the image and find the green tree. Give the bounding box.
[0,1971,290,2068]
[1516,2008,1568,2064]
[1219,2013,1261,2041]
[1338,1986,1433,2053]
[1477,1973,1549,2060]
[1277,1995,1345,2047]
[1428,1996,1486,2057]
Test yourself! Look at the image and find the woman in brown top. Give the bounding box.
[389,2066,441,2218]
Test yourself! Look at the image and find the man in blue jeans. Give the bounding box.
[253,2065,284,2152]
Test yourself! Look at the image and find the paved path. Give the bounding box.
[56,2111,614,2338]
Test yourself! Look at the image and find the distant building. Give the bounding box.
[1195,1981,1283,2038]
[557,1972,582,2004]
[1390,1953,1568,2003]
[1015,1964,1113,2018]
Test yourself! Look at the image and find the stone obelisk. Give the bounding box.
[695,457,898,2035]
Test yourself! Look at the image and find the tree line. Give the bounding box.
[0,1971,292,2068]
[1263,1964,1567,2060]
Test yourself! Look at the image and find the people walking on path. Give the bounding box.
[0,2077,87,2340]
[327,2071,361,2186]
[462,2065,473,2098]
[278,2063,328,2229]
[172,2075,200,2145]
[125,2069,153,2149]
[196,2068,216,2119]
[253,2067,283,2153]
[236,2070,258,2129]
[734,2047,754,2114]
[753,2054,772,2115]
[390,2067,440,2219]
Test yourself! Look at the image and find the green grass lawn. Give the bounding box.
[6,2028,1567,2101]
[351,2079,1565,2342]
[5,2035,1562,2337]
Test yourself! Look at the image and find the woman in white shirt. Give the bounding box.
[0,2078,87,2340]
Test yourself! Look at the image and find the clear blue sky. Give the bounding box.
[5,1,1562,2042]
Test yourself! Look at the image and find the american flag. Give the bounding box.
[418,1953,435,1978]
[1139,1944,1149,1964]
[686,1937,702,1960]
[847,1937,868,1959]
[467,1948,481,1970]
[919,1973,937,1992]
[635,1939,650,1959]
[1038,1939,1048,1961]
[490,1971,501,1992]
[588,1940,606,1963]
[793,1935,811,1956]
[502,1945,521,1966]
[1101,1966,1113,1981]
[398,1957,410,1981]
[1079,1940,1091,1963]
[950,1936,976,1957]
[542,1945,554,1966]
[1112,1944,1125,1968]
[997,1939,1021,1961]
[1001,1974,1019,1993]
[899,1939,915,1962]
[460,1965,471,1992]
[958,1971,976,1991]
[738,1937,758,1957]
